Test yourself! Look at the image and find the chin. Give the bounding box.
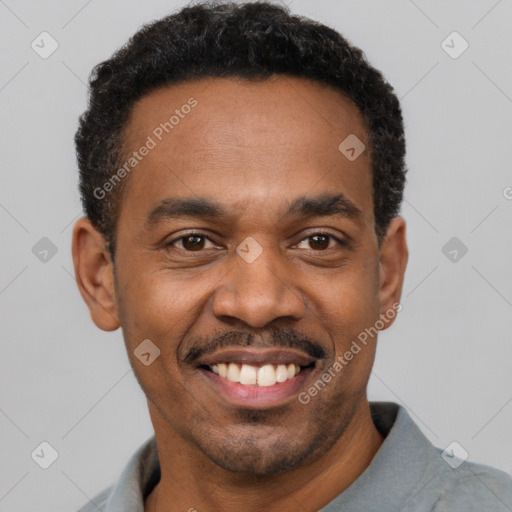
[203,443,311,475]
[193,423,337,476]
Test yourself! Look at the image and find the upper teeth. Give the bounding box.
[210,363,301,386]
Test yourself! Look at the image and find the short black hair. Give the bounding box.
[75,0,406,256]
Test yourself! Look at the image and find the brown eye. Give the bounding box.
[167,232,221,254]
[295,233,345,251]
[308,234,330,250]
[181,235,206,251]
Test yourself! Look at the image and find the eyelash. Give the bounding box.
[166,231,347,252]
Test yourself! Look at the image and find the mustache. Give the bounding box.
[183,327,326,364]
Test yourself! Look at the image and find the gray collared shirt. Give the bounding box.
[76,402,512,511]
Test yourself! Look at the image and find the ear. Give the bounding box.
[378,216,408,329]
[72,217,120,331]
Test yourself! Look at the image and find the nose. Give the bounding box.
[211,241,305,328]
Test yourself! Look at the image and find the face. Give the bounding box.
[74,76,407,475]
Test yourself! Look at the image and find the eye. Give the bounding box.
[295,233,345,251]
[168,233,218,251]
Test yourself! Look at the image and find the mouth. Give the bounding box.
[201,362,313,386]
[195,348,318,408]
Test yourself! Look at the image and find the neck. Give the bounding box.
[145,399,383,512]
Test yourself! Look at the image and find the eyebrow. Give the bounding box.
[283,193,362,221]
[145,193,362,228]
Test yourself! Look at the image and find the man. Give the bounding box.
[71,2,512,511]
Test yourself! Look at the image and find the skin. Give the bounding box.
[72,76,408,512]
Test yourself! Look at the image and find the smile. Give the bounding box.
[207,363,304,386]
[195,348,319,408]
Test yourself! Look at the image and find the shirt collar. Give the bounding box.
[319,402,440,511]
[103,402,439,511]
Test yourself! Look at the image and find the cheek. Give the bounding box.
[115,272,198,411]
[115,266,218,356]
[312,257,380,379]
[321,259,380,331]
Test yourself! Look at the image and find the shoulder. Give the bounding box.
[432,459,512,511]
[72,435,158,512]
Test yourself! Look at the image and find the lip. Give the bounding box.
[195,348,317,367]
[200,365,314,409]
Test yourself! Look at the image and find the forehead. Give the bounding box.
[119,76,373,227]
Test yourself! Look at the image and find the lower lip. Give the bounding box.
[200,367,313,409]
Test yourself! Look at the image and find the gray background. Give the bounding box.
[1,0,511,510]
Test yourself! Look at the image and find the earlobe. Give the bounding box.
[72,217,120,331]
[378,217,408,328]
